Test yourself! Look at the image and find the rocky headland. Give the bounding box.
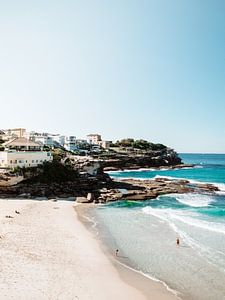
[0,144,218,202]
[95,146,185,171]
[0,164,220,204]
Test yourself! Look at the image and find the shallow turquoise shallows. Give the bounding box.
[91,154,225,300]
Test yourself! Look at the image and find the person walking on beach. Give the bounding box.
[115,249,119,256]
[176,237,180,246]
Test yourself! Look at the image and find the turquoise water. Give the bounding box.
[93,154,225,300]
[109,153,225,184]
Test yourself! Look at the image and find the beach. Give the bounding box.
[0,199,176,300]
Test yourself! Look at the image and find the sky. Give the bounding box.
[0,0,224,153]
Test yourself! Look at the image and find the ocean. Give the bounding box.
[91,154,225,300]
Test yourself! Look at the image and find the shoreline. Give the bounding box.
[75,203,179,300]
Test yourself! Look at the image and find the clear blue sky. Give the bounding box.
[0,0,224,153]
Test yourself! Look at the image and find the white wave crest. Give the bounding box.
[142,207,225,235]
[167,193,215,207]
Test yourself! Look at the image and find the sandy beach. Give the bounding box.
[0,199,177,300]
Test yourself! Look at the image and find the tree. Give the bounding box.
[118,138,134,147]
[133,139,150,150]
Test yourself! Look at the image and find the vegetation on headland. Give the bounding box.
[11,161,79,184]
[111,138,167,151]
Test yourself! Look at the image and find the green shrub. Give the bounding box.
[27,161,79,183]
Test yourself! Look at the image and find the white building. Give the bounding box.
[0,137,53,168]
[64,136,77,152]
[86,134,111,149]
[34,136,54,148]
[87,134,102,144]
[0,151,53,168]
[29,132,54,147]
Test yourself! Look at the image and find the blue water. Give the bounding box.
[109,153,225,184]
[92,154,225,300]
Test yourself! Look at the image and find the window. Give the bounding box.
[10,160,13,164]
[14,160,17,163]
[32,160,34,163]
[36,160,38,163]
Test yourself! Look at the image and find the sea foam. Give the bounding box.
[142,206,225,235]
[166,193,215,207]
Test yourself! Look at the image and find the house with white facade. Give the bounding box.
[34,135,54,148]
[87,134,102,144]
[87,134,112,149]
[64,136,77,152]
[0,138,53,169]
[29,132,54,148]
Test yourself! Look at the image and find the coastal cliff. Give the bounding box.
[92,142,183,171]
[100,149,182,171]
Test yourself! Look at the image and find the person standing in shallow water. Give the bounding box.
[176,238,180,246]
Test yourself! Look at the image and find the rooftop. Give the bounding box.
[3,137,41,148]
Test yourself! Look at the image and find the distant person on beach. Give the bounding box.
[115,249,119,256]
[176,238,180,246]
